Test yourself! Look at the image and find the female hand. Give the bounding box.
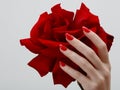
[59,26,111,90]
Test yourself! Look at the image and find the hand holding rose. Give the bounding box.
[59,26,111,90]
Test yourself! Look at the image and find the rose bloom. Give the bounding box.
[20,3,114,87]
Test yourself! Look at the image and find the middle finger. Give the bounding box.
[59,44,98,79]
[65,33,103,69]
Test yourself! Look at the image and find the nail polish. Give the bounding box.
[65,33,73,40]
[82,26,90,33]
[59,44,67,51]
[59,61,66,67]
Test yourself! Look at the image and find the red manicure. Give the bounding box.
[82,26,90,33]
[65,33,73,40]
[59,61,66,67]
[59,44,67,51]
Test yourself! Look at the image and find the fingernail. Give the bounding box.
[65,33,74,40]
[59,44,67,51]
[82,26,90,33]
[59,61,66,67]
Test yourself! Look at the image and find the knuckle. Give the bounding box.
[104,68,111,78]
[93,83,98,89]
[70,52,76,57]
[74,72,81,79]
[81,60,88,67]
[66,50,77,58]
[70,52,78,60]
[102,65,111,78]
[66,67,81,80]
[65,66,71,72]
[99,76,105,84]
[99,42,107,50]
[66,49,72,55]
[86,49,95,57]
[90,82,98,90]
[71,70,81,80]
[92,76,105,89]
[104,63,111,71]
[95,72,105,84]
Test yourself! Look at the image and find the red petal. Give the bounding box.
[49,13,67,27]
[28,54,56,76]
[38,39,67,48]
[53,29,84,41]
[40,21,53,40]
[73,3,89,28]
[30,12,49,38]
[51,4,74,23]
[87,13,100,27]
[73,3,99,29]
[44,21,51,33]
[97,27,114,51]
[20,38,44,54]
[39,48,67,59]
[52,59,74,87]
[40,48,58,58]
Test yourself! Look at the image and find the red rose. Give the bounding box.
[20,3,114,87]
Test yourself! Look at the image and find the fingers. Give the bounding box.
[59,27,111,90]
[59,44,98,79]
[65,33,103,70]
[59,61,90,88]
[82,26,109,64]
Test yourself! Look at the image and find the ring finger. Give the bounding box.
[59,44,98,79]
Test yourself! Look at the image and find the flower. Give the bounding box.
[20,3,114,87]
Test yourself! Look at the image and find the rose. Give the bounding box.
[20,3,114,87]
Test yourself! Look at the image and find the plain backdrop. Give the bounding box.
[0,0,119,90]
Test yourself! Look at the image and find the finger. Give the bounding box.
[65,33,103,70]
[59,44,98,79]
[59,61,90,87]
[82,26,109,64]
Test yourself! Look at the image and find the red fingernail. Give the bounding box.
[59,61,66,67]
[59,44,67,51]
[65,33,74,40]
[82,26,90,33]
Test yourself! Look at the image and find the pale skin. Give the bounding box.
[59,27,111,90]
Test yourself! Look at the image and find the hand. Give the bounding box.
[59,26,111,90]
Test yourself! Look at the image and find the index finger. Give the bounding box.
[82,26,109,64]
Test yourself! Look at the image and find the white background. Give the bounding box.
[0,0,119,90]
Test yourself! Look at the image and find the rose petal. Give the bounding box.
[97,27,114,51]
[44,21,51,33]
[73,3,99,29]
[38,39,67,48]
[52,59,74,87]
[51,4,74,23]
[30,12,49,38]
[28,54,56,76]
[20,38,44,54]
[49,13,66,27]
[53,29,84,41]
[40,20,53,39]
[73,3,89,28]
[39,48,70,60]
[86,13,100,28]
